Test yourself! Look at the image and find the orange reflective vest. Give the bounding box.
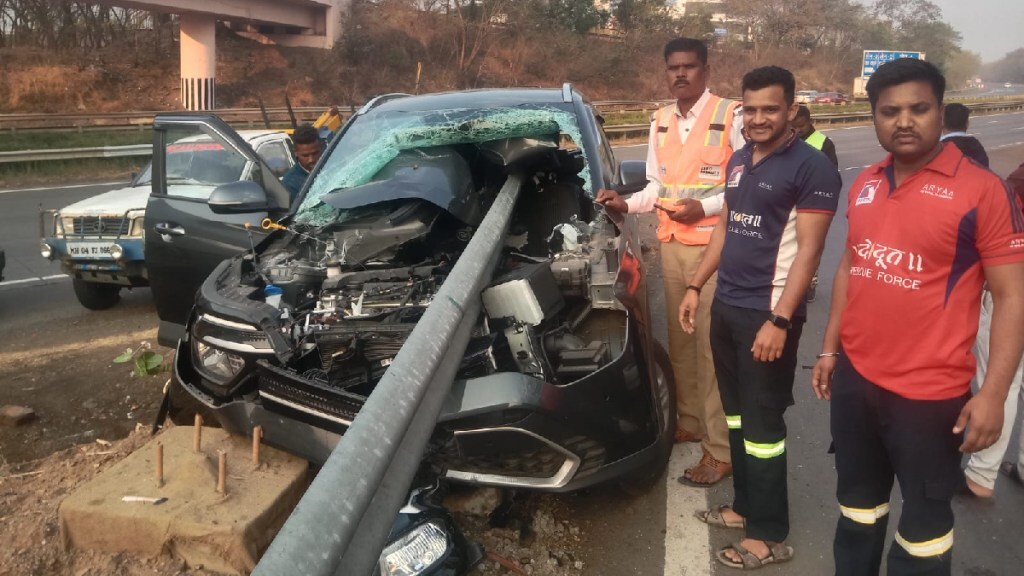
[653,95,739,245]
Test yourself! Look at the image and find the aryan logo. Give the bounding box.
[856,179,881,206]
[727,165,744,188]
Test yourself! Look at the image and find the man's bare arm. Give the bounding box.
[956,261,1024,451]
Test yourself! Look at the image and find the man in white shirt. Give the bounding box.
[597,37,745,487]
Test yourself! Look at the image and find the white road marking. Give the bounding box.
[992,142,1024,150]
[0,182,122,195]
[664,443,712,576]
[0,274,69,288]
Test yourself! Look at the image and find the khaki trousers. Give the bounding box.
[661,240,730,462]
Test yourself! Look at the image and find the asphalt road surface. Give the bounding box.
[1,110,1023,575]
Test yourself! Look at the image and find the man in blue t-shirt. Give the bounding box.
[679,66,841,569]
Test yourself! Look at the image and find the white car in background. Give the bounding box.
[40,130,294,310]
[795,90,819,104]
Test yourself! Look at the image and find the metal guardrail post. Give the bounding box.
[253,174,524,576]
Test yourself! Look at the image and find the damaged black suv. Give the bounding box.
[147,87,673,495]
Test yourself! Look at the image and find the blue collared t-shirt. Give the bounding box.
[716,134,842,317]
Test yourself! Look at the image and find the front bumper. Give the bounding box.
[42,237,148,286]
[170,313,673,492]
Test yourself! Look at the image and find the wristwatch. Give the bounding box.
[768,313,791,330]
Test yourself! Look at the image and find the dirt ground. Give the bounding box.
[0,294,582,575]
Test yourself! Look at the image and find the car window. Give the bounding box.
[159,126,250,200]
[298,104,590,226]
[256,140,292,178]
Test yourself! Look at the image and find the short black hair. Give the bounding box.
[795,105,812,121]
[664,37,708,65]
[292,124,320,146]
[866,58,945,109]
[741,66,795,105]
[943,102,970,131]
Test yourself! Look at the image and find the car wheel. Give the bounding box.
[619,343,676,496]
[72,279,121,310]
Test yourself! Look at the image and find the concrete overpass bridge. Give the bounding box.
[97,0,349,110]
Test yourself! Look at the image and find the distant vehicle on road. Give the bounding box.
[795,90,819,104]
[814,92,850,105]
[39,130,294,310]
[1005,82,1013,89]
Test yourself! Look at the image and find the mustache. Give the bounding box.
[674,80,689,86]
[893,130,917,138]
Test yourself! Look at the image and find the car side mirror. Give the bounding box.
[209,181,269,214]
[615,160,649,194]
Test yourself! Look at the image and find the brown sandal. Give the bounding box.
[694,504,745,529]
[716,540,794,570]
[678,451,732,487]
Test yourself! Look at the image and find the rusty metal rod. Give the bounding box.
[193,414,203,452]
[155,441,164,488]
[217,450,227,494]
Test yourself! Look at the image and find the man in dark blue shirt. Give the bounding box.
[679,66,841,569]
[282,124,324,202]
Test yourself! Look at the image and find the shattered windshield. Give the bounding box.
[295,105,590,225]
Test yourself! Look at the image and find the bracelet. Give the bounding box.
[817,352,841,358]
[686,284,702,294]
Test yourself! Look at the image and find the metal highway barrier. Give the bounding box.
[3,100,1022,164]
[252,174,523,576]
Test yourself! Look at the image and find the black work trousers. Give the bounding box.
[710,299,804,543]
[831,355,968,576]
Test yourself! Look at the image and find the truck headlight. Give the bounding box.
[193,340,246,382]
[109,243,124,259]
[40,242,53,259]
[378,521,450,576]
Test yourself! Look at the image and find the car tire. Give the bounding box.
[72,279,121,310]
[619,343,676,496]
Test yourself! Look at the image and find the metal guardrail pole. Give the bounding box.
[253,174,524,576]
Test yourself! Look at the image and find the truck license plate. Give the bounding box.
[67,242,114,259]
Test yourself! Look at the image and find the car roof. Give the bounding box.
[369,88,578,114]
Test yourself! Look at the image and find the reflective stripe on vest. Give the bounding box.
[805,129,826,151]
[653,96,738,245]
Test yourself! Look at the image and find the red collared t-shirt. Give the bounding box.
[841,142,1024,400]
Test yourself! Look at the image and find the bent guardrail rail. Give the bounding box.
[252,174,523,576]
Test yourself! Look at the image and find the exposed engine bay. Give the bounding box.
[211,138,628,400]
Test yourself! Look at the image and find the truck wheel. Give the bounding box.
[72,279,121,310]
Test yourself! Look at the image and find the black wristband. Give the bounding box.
[686,284,702,294]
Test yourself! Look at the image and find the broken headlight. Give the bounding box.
[193,340,246,383]
[377,520,451,576]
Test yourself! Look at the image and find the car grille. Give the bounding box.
[255,360,365,424]
[71,216,131,236]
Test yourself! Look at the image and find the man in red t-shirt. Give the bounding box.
[812,59,1024,576]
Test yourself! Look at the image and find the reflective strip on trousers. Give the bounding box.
[744,438,785,459]
[726,415,742,429]
[895,529,954,557]
[839,503,890,524]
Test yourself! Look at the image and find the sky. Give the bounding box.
[869,0,1024,62]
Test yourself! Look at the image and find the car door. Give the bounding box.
[146,113,291,346]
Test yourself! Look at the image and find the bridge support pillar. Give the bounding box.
[179,14,216,111]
